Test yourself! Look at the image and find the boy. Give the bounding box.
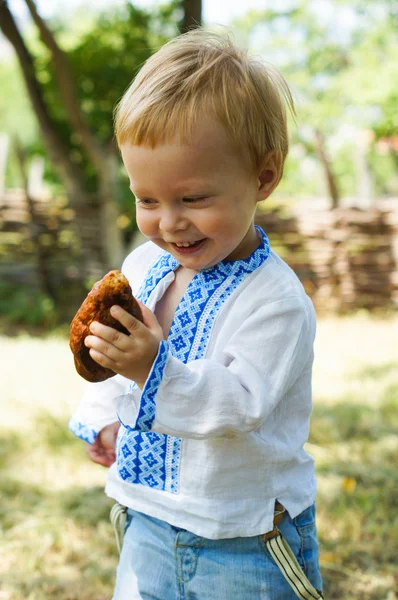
[70,29,323,599]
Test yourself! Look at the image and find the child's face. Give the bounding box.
[121,117,267,271]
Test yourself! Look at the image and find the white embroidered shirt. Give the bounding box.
[69,227,317,539]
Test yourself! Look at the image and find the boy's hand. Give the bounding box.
[86,421,120,467]
[84,301,164,387]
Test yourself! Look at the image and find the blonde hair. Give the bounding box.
[114,29,294,174]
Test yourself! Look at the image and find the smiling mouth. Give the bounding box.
[170,239,207,253]
[173,240,204,248]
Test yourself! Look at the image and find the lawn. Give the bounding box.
[1,314,397,599]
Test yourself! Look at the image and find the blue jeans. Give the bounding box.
[112,504,323,599]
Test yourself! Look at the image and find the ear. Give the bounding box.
[256,151,283,202]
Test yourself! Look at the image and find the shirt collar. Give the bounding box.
[165,225,270,278]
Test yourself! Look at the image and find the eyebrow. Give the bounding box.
[130,190,155,201]
[129,186,212,198]
[129,186,153,195]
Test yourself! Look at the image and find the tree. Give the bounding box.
[0,1,179,277]
[24,0,126,270]
[14,137,56,300]
[232,0,397,206]
[179,0,202,33]
[0,0,105,275]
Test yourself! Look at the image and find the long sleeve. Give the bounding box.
[69,374,131,443]
[116,295,315,440]
[68,242,161,444]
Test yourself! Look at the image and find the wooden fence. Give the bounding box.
[1,189,398,313]
[256,198,398,312]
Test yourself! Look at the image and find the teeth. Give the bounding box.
[175,242,195,247]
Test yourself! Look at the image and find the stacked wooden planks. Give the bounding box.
[255,201,398,312]
[2,188,398,312]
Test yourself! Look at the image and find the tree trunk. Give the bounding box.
[24,0,105,171]
[179,0,202,34]
[0,133,9,196]
[354,129,374,208]
[314,129,340,210]
[0,1,107,276]
[14,138,57,300]
[0,2,85,200]
[24,0,125,268]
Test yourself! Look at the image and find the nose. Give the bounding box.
[159,205,188,234]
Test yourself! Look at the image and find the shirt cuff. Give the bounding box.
[113,389,141,430]
[68,416,99,444]
[116,340,169,433]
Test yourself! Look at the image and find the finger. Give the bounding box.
[89,321,130,349]
[86,444,114,467]
[110,305,143,334]
[85,334,124,362]
[88,347,118,371]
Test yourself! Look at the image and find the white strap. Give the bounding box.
[110,502,127,554]
[266,533,323,599]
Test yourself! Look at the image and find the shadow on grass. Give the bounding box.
[0,412,85,469]
[1,475,113,529]
[0,412,114,530]
[311,364,398,445]
[34,412,86,452]
[309,363,398,598]
[1,476,116,600]
[1,416,117,600]
[0,429,25,468]
[310,395,398,444]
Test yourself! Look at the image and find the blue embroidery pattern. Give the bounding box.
[117,227,271,494]
[118,430,167,488]
[68,417,97,444]
[137,252,179,305]
[135,340,169,431]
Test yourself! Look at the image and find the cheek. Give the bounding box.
[136,211,156,235]
[197,209,229,234]
[204,210,243,236]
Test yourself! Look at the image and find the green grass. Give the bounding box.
[309,315,398,599]
[1,314,398,599]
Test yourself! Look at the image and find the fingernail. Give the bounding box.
[111,305,120,315]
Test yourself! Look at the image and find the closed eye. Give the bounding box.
[135,198,156,206]
[135,196,209,205]
[183,196,208,203]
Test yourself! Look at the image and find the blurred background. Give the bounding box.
[0,1,397,598]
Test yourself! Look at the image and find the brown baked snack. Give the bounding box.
[70,270,143,382]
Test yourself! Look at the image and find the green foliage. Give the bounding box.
[2,0,396,202]
[0,60,39,188]
[0,281,57,328]
[0,60,38,143]
[368,146,398,196]
[333,143,357,196]
[42,5,155,145]
[3,2,180,231]
[232,0,397,198]
[334,10,398,139]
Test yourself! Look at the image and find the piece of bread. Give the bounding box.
[69,270,143,382]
